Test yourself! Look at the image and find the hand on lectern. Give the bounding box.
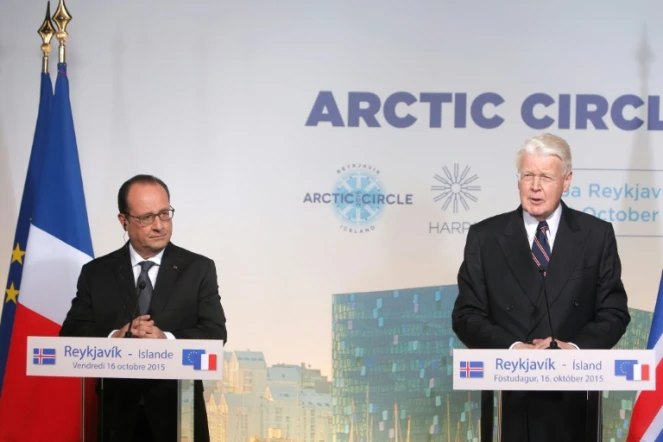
[141,323,167,339]
[532,337,577,349]
[110,315,153,338]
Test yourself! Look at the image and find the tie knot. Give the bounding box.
[139,261,155,272]
[537,221,549,233]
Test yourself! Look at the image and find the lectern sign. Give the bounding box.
[26,336,224,380]
[453,349,656,391]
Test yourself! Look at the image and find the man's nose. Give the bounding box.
[152,217,163,230]
[530,177,543,190]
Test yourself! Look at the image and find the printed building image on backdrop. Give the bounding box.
[193,287,655,442]
[195,352,333,442]
[332,287,653,442]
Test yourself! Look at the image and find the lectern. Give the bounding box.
[27,336,224,441]
[453,348,656,442]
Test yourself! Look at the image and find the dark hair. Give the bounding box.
[117,175,170,214]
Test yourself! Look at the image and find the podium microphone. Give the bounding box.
[538,265,559,350]
[124,280,147,338]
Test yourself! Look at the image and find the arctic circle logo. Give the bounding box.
[302,164,413,233]
[333,170,385,227]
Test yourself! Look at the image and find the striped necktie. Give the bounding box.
[531,221,551,276]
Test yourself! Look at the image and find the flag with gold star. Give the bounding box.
[0,70,52,396]
[0,61,94,441]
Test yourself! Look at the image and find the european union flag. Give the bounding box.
[460,361,484,378]
[614,359,638,378]
[32,348,56,365]
[182,349,206,366]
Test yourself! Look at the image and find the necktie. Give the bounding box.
[137,261,155,315]
[531,221,551,277]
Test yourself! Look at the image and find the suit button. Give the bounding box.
[573,301,579,307]
[506,304,514,311]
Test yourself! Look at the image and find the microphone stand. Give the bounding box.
[538,266,559,350]
[124,281,146,338]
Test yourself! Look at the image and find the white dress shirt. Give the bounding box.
[523,202,562,254]
[108,244,175,339]
[128,242,163,291]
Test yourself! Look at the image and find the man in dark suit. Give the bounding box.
[452,133,630,442]
[60,174,227,442]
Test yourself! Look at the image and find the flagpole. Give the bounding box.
[38,2,55,73]
[52,0,72,64]
[53,5,90,441]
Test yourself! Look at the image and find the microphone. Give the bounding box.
[124,280,146,338]
[538,265,559,349]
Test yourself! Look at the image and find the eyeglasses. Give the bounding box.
[516,172,561,185]
[125,207,175,227]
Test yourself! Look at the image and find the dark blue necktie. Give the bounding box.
[531,221,551,276]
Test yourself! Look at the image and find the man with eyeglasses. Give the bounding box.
[60,174,226,442]
[452,134,630,442]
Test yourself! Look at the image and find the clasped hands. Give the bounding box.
[514,337,577,350]
[111,315,166,339]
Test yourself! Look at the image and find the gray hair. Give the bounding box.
[515,133,573,175]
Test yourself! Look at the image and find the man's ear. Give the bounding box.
[118,214,128,231]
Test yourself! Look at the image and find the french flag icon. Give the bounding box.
[627,363,650,381]
[193,353,217,371]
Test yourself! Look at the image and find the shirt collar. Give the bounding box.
[522,201,563,237]
[129,243,164,268]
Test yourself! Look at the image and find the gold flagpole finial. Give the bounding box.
[38,1,56,73]
[52,0,72,64]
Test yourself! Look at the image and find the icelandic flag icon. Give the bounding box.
[32,348,56,365]
[459,361,484,378]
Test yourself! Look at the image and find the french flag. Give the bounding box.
[0,64,94,441]
[194,353,218,371]
[628,364,650,382]
[628,270,663,441]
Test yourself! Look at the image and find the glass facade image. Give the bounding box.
[332,285,652,442]
[332,286,483,442]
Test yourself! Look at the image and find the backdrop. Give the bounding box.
[1,1,661,441]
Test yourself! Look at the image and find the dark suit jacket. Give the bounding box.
[452,202,630,442]
[60,242,227,442]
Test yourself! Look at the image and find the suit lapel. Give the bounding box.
[150,243,182,314]
[531,202,587,331]
[111,244,138,313]
[497,208,541,306]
